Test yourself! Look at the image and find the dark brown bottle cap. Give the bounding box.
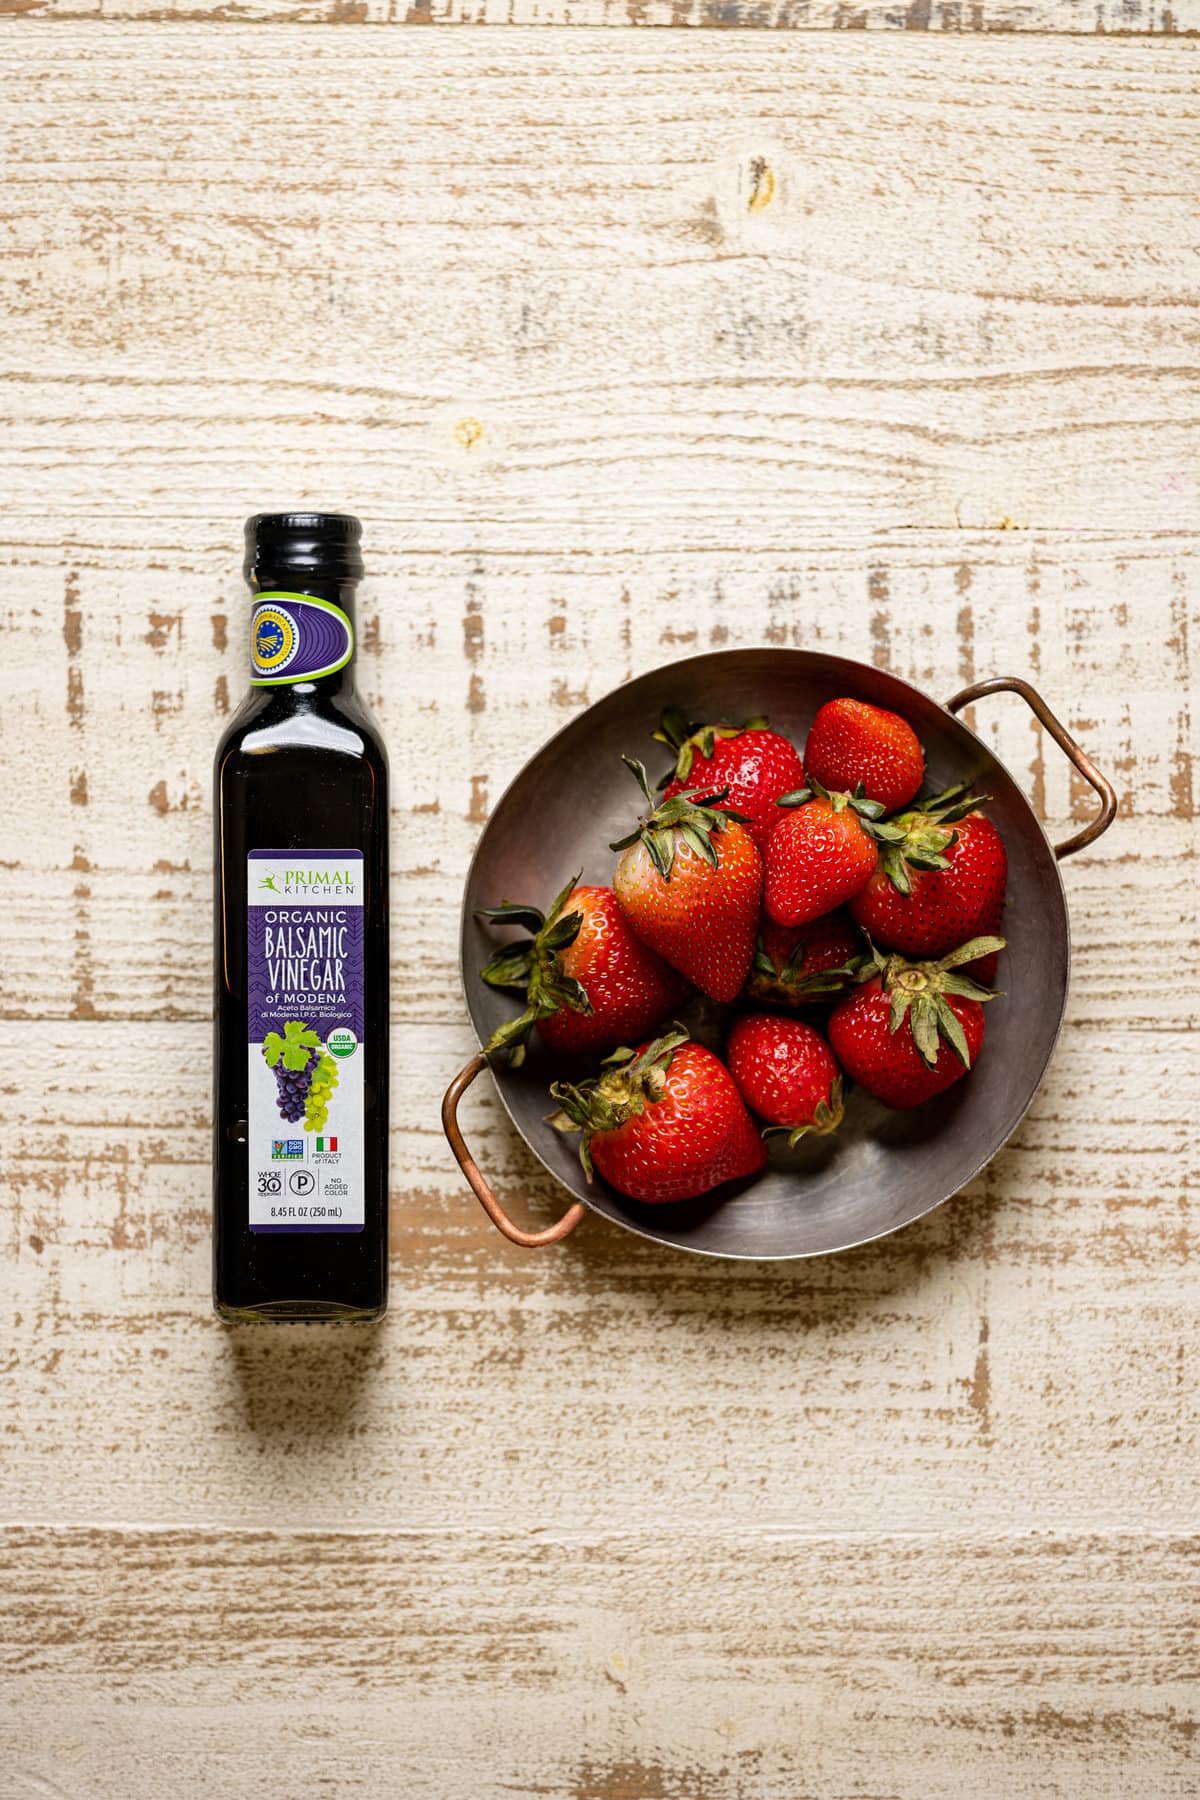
[244,513,364,588]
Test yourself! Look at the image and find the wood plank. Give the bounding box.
[2,34,1199,544]
[1,527,1193,1027]
[1,1525,1196,1799]
[4,1016,1197,1530]
[3,18,1197,1797]
[11,0,1200,39]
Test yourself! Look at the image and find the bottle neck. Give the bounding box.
[248,576,359,699]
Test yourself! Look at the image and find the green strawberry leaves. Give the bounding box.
[677,821,718,868]
[262,1019,321,1071]
[548,1027,688,1181]
[475,899,552,936]
[776,778,888,823]
[615,756,658,812]
[910,781,988,826]
[762,1075,845,1149]
[874,782,991,894]
[752,941,778,978]
[610,757,750,882]
[651,707,768,788]
[653,706,697,759]
[774,779,991,898]
[863,933,1007,1069]
[752,934,860,1000]
[477,873,593,1065]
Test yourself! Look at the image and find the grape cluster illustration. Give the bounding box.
[304,1052,339,1134]
[271,1059,311,1123]
[262,1021,339,1130]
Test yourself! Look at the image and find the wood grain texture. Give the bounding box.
[3,19,1198,1800]
[1,1527,1197,1799]
[10,0,1200,38]
[3,34,1200,544]
[1,527,1193,1027]
[5,1015,1199,1533]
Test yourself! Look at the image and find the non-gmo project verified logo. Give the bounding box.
[272,1140,305,1160]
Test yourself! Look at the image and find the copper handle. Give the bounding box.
[441,1054,586,1248]
[945,676,1118,860]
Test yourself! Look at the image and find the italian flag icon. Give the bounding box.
[316,1137,338,1153]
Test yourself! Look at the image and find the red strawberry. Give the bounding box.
[726,1014,844,1146]
[746,909,863,1008]
[612,758,762,1004]
[763,781,881,928]
[478,876,689,1064]
[549,1029,767,1204]
[655,708,805,851]
[804,698,924,813]
[828,935,1005,1109]
[850,785,1008,983]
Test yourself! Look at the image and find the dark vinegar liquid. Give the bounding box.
[213,523,389,1321]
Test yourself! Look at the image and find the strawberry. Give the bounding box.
[611,759,763,1004]
[745,909,863,1008]
[804,697,924,813]
[478,875,689,1065]
[549,1028,767,1204]
[850,785,1008,983]
[726,1014,844,1146]
[762,780,882,928]
[654,708,805,851]
[828,935,1005,1109]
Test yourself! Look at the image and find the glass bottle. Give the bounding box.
[213,512,389,1321]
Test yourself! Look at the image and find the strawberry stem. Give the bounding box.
[610,758,749,880]
[752,933,861,1000]
[860,935,1007,1069]
[651,706,768,788]
[477,872,593,1064]
[547,1026,689,1181]
[762,1075,845,1148]
[776,778,886,822]
[874,784,991,894]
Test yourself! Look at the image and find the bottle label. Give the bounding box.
[247,851,365,1232]
[250,591,354,685]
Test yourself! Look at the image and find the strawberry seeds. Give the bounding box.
[477,697,1007,1208]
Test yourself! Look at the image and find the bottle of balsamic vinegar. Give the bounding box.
[213,513,389,1321]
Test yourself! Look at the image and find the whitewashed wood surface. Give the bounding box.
[19,0,1200,35]
[2,22,1198,1800]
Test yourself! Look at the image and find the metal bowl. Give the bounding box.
[443,652,1116,1260]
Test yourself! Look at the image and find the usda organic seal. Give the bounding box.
[326,1027,358,1059]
